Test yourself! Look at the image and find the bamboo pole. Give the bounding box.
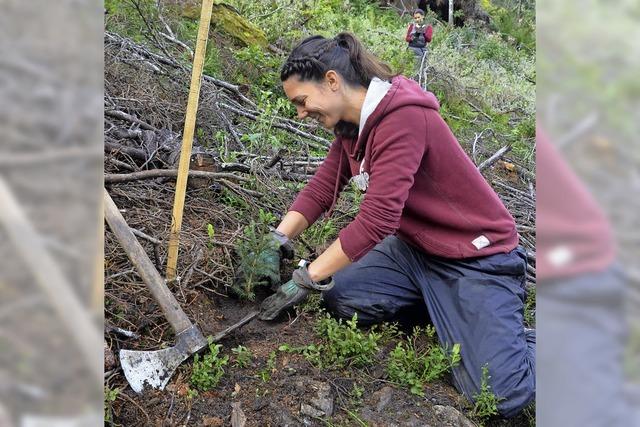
[166,0,214,280]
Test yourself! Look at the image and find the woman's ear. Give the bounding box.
[324,70,340,91]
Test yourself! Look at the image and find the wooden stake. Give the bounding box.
[166,0,214,280]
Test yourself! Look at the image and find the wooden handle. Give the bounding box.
[104,189,193,334]
[166,0,215,280]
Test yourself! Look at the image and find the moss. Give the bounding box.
[181,2,268,47]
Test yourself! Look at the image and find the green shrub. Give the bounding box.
[258,350,278,382]
[279,313,381,369]
[387,326,461,396]
[233,210,279,300]
[471,364,504,422]
[190,340,229,391]
[231,345,253,368]
[104,386,120,423]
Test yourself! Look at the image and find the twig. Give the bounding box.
[181,247,203,288]
[105,323,141,339]
[266,149,285,169]
[130,227,162,245]
[109,158,136,171]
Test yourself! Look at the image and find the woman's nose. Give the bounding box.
[296,107,308,120]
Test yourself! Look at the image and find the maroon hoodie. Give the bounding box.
[289,76,518,262]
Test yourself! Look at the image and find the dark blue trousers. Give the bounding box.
[322,236,535,417]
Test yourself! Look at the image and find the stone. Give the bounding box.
[309,382,334,416]
[231,402,246,427]
[300,403,325,418]
[432,405,476,427]
[373,386,394,412]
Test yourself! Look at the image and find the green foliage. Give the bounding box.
[231,345,253,368]
[524,286,536,327]
[190,340,229,391]
[105,0,157,43]
[104,386,120,423]
[204,44,223,76]
[350,383,365,406]
[280,313,381,369]
[387,326,461,396]
[316,312,381,368]
[297,292,323,314]
[206,223,215,248]
[186,387,199,400]
[471,364,504,422]
[220,187,250,211]
[234,45,282,93]
[482,0,535,51]
[523,402,536,427]
[258,350,278,382]
[301,218,337,250]
[233,216,279,300]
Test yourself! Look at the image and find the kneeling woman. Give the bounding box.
[260,32,535,417]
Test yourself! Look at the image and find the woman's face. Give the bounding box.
[282,73,343,131]
[413,13,424,24]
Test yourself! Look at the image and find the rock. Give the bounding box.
[373,386,394,412]
[202,416,224,426]
[231,402,246,427]
[432,405,476,427]
[401,414,431,427]
[309,382,334,416]
[300,403,325,418]
[270,402,299,426]
[359,407,401,427]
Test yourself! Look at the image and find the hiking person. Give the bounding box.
[406,8,433,72]
[250,32,535,417]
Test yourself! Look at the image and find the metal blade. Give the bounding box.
[119,325,207,393]
[119,346,188,393]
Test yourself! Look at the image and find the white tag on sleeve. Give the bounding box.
[471,235,490,250]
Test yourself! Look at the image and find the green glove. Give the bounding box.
[259,278,310,321]
[259,262,334,321]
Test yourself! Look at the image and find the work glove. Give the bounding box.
[235,228,294,288]
[259,262,334,321]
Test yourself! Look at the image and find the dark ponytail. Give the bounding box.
[280,32,394,138]
[280,32,394,88]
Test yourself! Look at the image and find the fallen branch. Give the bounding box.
[105,140,150,162]
[477,145,511,171]
[104,169,248,183]
[130,227,161,245]
[105,109,158,131]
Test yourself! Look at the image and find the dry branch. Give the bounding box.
[478,145,511,171]
[105,169,248,183]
